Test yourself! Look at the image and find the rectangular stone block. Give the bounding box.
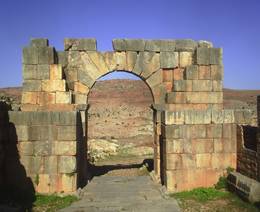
[36,174,50,193]
[58,112,78,126]
[173,68,184,80]
[145,69,162,88]
[192,80,212,92]
[166,154,182,170]
[162,69,173,82]
[196,153,212,168]
[196,48,210,65]
[53,141,76,156]
[16,125,29,141]
[190,125,207,138]
[37,92,56,106]
[112,39,126,51]
[160,52,178,68]
[139,52,160,78]
[179,52,193,67]
[192,139,214,153]
[74,93,87,104]
[206,124,223,138]
[222,124,233,139]
[23,80,42,92]
[211,153,234,169]
[175,39,197,51]
[42,80,66,92]
[125,39,145,51]
[74,82,89,94]
[212,110,224,124]
[182,154,196,169]
[212,80,222,91]
[210,48,222,65]
[126,51,137,71]
[22,65,40,80]
[211,65,223,80]
[223,110,235,123]
[162,125,184,139]
[173,80,192,91]
[29,125,56,141]
[23,47,38,64]
[64,38,97,51]
[186,92,222,104]
[162,111,185,125]
[57,126,77,141]
[166,92,186,104]
[50,64,63,80]
[185,110,211,124]
[8,111,32,125]
[30,38,49,47]
[38,47,55,64]
[59,156,76,173]
[56,91,71,104]
[19,142,33,155]
[57,51,68,67]
[144,40,162,52]
[213,138,224,153]
[165,139,184,153]
[21,92,38,104]
[198,65,211,79]
[61,173,77,192]
[44,156,58,174]
[184,65,198,80]
[160,40,176,51]
[33,141,52,156]
[37,64,50,79]
[77,69,95,88]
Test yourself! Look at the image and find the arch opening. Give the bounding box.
[86,71,157,179]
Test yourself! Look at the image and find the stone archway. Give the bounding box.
[13,38,241,193]
[85,70,156,180]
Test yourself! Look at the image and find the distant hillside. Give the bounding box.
[0,82,259,111]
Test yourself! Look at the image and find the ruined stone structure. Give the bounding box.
[0,38,259,194]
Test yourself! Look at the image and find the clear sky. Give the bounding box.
[0,0,260,89]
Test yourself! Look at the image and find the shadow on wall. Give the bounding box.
[76,110,89,189]
[0,102,35,211]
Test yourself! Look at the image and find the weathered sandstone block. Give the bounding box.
[50,64,63,80]
[42,80,66,92]
[160,52,178,68]
[56,91,71,104]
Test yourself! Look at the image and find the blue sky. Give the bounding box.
[0,0,260,89]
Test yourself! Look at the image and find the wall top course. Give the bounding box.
[27,38,217,53]
[113,39,214,52]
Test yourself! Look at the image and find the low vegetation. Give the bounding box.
[33,194,78,212]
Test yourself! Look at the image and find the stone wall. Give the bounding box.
[21,39,75,111]
[161,110,244,191]
[237,125,258,180]
[5,111,86,193]
[14,38,258,193]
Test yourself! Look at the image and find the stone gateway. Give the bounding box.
[0,38,257,194]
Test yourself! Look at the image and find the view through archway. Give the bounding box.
[86,71,155,178]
